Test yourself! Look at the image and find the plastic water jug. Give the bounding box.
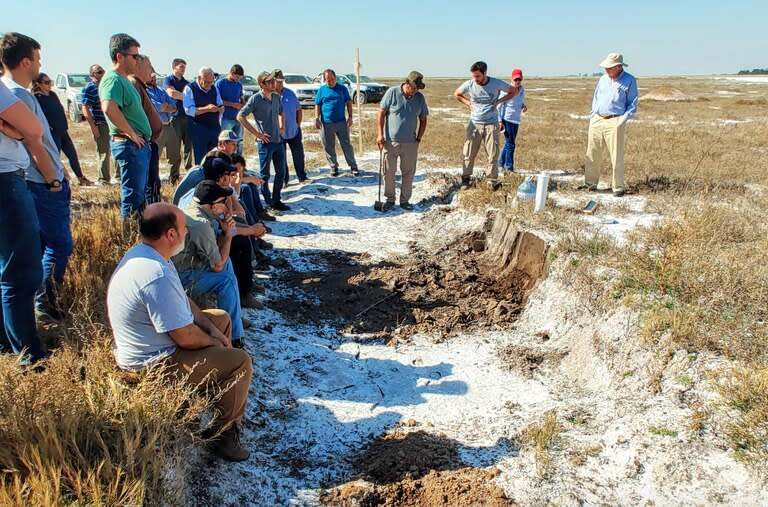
[516,177,537,202]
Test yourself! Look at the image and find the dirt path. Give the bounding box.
[189,156,767,506]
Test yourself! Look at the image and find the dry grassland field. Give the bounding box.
[0,75,766,505]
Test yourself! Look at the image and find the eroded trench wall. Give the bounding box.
[483,211,549,293]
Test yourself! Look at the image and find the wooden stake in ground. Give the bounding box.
[354,48,363,154]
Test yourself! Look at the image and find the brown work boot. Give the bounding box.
[241,294,263,309]
[212,425,250,462]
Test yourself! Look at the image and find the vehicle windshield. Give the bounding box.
[345,74,373,83]
[336,75,351,85]
[285,75,312,84]
[241,75,258,86]
[67,74,90,87]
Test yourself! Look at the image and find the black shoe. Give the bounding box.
[330,168,339,177]
[400,202,414,211]
[298,178,311,184]
[613,190,626,197]
[577,183,599,191]
[461,176,472,188]
[382,202,395,212]
[258,211,277,222]
[350,167,360,176]
[256,237,273,250]
[232,339,245,349]
[261,224,273,234]
[271,201,291,211]
[489,181,502,192]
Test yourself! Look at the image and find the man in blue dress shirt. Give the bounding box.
[584,52,638,197]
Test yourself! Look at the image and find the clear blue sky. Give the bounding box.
[3,0,766,78]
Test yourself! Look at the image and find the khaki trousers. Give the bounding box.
[163,309,252,430]
[383,141,419,204]
[585,115,626,191]
[94,122,112,183]
[157,123,180,178]
[462,121,500,181]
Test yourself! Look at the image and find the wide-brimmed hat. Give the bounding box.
[599,53,628,68]
[194,179,234,205]
[405,71,425,90]
[257,71,275,85]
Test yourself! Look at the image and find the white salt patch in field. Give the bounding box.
[568,113,591,120]
[715,90,742,96]
[721,76,768,84]
[429,107,462,114]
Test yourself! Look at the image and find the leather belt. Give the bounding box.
[111,134,131,141]
[598,114,619,119]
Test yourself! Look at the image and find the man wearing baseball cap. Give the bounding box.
[376,71,429,211]
[171,129,242,205]
[172,179,248,347]
[583,52,638,197]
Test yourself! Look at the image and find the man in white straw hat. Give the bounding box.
[583,52,638,197]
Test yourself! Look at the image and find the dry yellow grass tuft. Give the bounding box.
[518,410,562,479]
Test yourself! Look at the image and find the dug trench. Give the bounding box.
[266,213,548,504]
[269,212,549,345]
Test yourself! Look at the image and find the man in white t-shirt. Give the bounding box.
[107,202,252,462]
[453,61,518,190]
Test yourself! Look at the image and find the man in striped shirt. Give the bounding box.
[80,64,112,184]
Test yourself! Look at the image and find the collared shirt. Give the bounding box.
[457,77,511,124]
[107,243,192,371]
[171,202,222,273]
[215,77,243,122]
[239,90,283,143]
[0,80,29,173]
[380,85,429,143]
[80,80,106,123]
[146,84,177,123]
[172,167,204,205]
[280,87,300,140]
[182,83,223,117]
[497,85,526,124]
[35,92,69,133]
[314,83,350,124]
[1,75,65,183]
[590,70,638,121]
[98,69,152,140]
[163,74,189,117]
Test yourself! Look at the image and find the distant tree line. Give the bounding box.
[738,68,768,75]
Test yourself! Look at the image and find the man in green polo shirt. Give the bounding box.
[98,33,151,219]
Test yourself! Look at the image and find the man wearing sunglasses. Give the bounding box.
[81,64,112,185]
[99,33,152,220]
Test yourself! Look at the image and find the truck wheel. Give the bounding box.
[354,92,367,106]
[68,101,81,122]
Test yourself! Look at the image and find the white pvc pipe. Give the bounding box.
[534,173,550,212]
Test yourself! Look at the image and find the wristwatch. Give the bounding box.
[46,179,62,190]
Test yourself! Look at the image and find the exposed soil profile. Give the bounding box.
[320,430,515,506]
[271,230,539,343]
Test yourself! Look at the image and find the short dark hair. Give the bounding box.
[323,68,336,77]
[0,32,41,70]
[470,61,488,74]
[172,58,186,67]
[232,155,246,167]
[109,33,140,63]
[139,209,178,240]
[230,64,244,76]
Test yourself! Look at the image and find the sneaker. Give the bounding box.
[256,238,273,250]
[460,176,472,188]
[231,339,245,349]
[258,211,277,222]
[330,168,339,177]
[211,425,250,462]
[382,202,395,212]
[400,202,414,211]
[350,167,360,176]
[271,201,291,211]
[78,176,94,186]
[241,295,263,309]
[489,181,502,192]
[242,317,253,329]
[613,190,626,197]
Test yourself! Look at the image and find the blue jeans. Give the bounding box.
[257,141,287,205]
[27,178,73,313]
[499,121,519,170]
[220,118,244,156]
[146,142,162,205]
[0,171,45,362]
[284,128,307,182]
[189,121,220,165]
[111,139,151,219]
[178,259,244,340]
[239,184,263,223]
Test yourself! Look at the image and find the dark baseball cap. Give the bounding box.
[406,71,425,90]
[273,69,284,80]
[194,180,234,205]
[202,157,236,181]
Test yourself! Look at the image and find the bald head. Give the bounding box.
[140,203,181,240]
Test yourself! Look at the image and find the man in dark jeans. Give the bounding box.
[1,32,74,321]
[274,69,309,184]
[163,58,193,183]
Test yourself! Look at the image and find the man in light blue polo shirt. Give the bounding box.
[215,64,244,156]
[454,61,518,190]
[584,52,638,197]
[314,69,359,177]
[376,71,429,211]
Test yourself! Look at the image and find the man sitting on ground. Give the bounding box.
[172,180,249,347]
[107,202,252,461]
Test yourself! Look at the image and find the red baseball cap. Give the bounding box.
[511,68,523,80]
